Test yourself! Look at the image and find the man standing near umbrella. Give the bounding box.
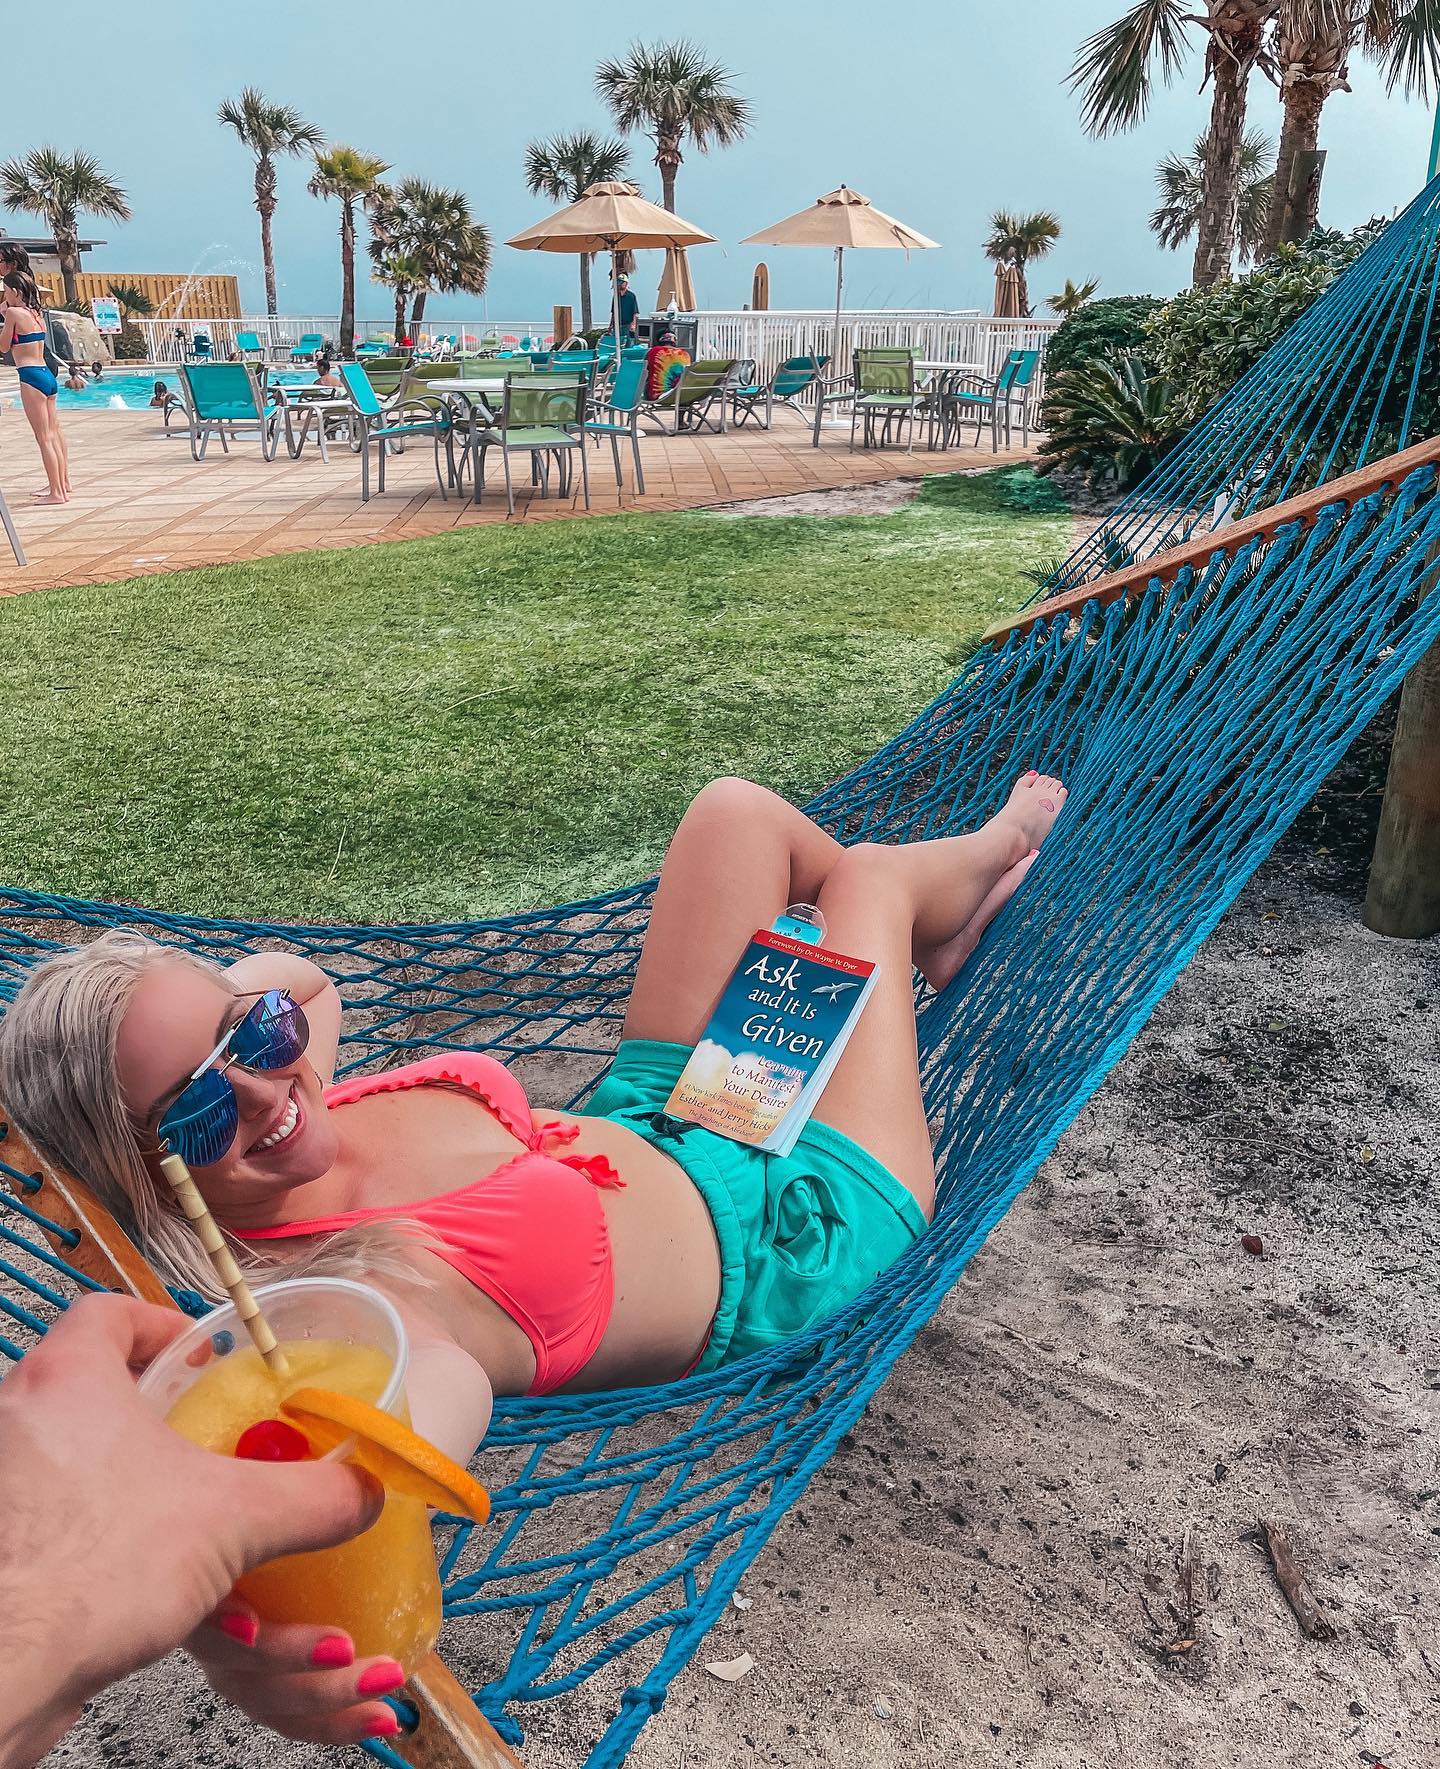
[614,271,640,341]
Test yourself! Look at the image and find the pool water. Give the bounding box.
[38,369,317,411]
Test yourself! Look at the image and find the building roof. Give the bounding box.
[0,234,106,252]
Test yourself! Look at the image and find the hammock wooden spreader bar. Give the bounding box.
[982,432,1440,645]
[0,1120,521,1769]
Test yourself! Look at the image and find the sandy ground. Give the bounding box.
[43,710,1439,1769]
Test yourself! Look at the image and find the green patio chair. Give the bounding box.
[806,346,915,447]
[176,362,296,462]
[338,362,453,502]
[472,373,590,515]
[583,351,648,494]
[729,354,830,429]
[642,358,739,435]
[363,360,416,403]
[849,348,925,452]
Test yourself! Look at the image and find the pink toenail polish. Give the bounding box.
[357,1661,407,1697]
[368,1713,402,1738]
[311,1636,354,1669]
[1025,769,1038,778]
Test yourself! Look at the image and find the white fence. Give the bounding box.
[127,307,1060,389]
[128,315,554,362]
[689,310,1059,390]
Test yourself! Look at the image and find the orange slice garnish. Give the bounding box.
[280,1387,490,1525]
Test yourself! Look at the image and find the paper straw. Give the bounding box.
[160,1152,290,1378]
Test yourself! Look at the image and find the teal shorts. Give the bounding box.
[587,1038,928,1373]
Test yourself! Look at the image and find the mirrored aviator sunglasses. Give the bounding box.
[157,989,310,1168]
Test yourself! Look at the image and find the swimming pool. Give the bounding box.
[39,369,317,411]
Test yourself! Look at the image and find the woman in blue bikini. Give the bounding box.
[1,270,70,503]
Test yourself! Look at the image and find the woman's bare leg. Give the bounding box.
[49,405,71,495]
[20,386,64,500]
[624,774,1066,1214]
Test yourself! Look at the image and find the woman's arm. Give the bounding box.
[223,953,343,1087]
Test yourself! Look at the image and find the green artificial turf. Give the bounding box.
[0,471,1069,923]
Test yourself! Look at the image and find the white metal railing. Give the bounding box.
[126,309,1059,389]
[127,315,556,363]
[688,309,1060,393]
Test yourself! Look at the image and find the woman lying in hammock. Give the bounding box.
[0,771,1065,1746]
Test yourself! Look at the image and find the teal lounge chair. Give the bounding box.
[176,362,294,462]
[729,354,829,429]
[290,331,326,363]
[584,351,647,494]
[338,362,452,502]
[234,330,264,363]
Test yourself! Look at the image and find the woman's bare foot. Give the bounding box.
[31,491,67,505]
[998,769,1067,855]
[917,848,1038,991]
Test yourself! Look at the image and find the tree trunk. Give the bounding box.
[1192,6,1275,287]
[393,288,406,343]
[411,290,427,332]
[1264,69,1335,257]
[656,128,681,213]
[1364,633,1440,938]
[255,156,279,317]
[339,198,356,357]
[579,252,593,331]
[56,227,79,309]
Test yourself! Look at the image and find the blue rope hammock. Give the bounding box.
[4,181,1440,1765]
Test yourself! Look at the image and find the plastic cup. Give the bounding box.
[138,1276,442,1670]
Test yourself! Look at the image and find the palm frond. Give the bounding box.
[1070,0,1193,135]
[1369,0,1440,96]
[596,40,752,149]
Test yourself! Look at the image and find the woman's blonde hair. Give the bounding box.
[0,929,434,1301]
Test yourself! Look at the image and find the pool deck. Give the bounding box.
[0,394,1035,595]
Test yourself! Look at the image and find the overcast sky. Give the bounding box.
[4,0,1434,322]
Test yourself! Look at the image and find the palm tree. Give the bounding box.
[1152,130,1274,264]
[0,148,131,307]
[368,179,490,338]
[595,40,750,213]
[1264,2,1440,254]
[1047,277,1102,317]
[983,211,1061,317]
[523,131,631,327]
[106,280,154,319]
[1070,1,1282,286]
[218,88,324,316]
[309,146,389,356]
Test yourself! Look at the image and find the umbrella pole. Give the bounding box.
[611,243,622,352]
[831,246,844,375]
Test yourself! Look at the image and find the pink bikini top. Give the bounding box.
[240,1053,623,1395]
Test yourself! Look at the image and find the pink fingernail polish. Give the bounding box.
[357,1660,407,1697]
[216,1613,258,1648]
[368,1712,402,1738]
[311,1635,354,1669]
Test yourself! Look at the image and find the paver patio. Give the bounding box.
[0,391,1033,593]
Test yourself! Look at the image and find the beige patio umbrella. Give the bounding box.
[656,244,696,313]
[993,258,1024,319]
[742,185,939,369]
[508,181,714,345]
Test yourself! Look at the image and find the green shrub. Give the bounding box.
[991,467,1069,514]
[1037,354,1181,489]
[1145,225,1382,429]
[1044,295,1165,378]
[112,326,149,361]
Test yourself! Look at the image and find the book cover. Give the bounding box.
[664,929,878,1156]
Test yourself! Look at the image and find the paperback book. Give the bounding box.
[665,928,878,1156]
